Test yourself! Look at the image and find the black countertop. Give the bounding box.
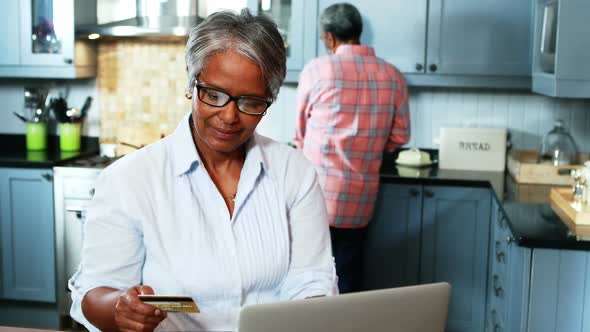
[0,134,99,168]
[2,139,584,250]
[380,149,590,251]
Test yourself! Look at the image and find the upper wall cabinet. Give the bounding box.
[0,0,96,79]
[532,0,590,98]
[317,0,532,88]
[249,0,317,82]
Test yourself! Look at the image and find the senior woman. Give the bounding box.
[69,9,337,332]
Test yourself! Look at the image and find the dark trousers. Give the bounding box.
[330,226,367,294]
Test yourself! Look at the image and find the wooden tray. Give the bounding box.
[550,188,590,238]
[507,150,588,186]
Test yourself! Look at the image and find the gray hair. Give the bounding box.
[320,3,363,41]
[185,8,286,101]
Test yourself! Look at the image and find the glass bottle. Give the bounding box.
[538,119,578,166]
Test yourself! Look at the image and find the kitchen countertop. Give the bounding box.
[380,149,590,250]
[2,140,583,250]
[0,134,99,168]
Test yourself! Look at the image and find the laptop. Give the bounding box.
[239,282,451,332]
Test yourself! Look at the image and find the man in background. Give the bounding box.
[294,2,411,293]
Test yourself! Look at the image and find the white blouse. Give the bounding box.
[69,113,338,331]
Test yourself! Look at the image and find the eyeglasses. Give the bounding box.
[195,82,271,116]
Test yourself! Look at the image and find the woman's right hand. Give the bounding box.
[114,285,167,332]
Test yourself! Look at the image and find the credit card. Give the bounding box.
[139,295,200,313]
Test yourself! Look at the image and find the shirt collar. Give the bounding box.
[169,112,269,177]
[334,44,375,57]
[170,112,201,176]
[242,132,270,179]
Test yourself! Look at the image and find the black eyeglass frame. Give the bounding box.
[194,82,272,116]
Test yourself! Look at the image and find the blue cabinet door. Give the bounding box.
[361,183,422,290]
[0,168,56,302]
[420,186,491,332]
[0,1,20,65]
[317,0,428,74]
[528,248,590,332]
[426,0,531,76]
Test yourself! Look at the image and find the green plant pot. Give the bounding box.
[26,122,47,151]
[59,122,82,151]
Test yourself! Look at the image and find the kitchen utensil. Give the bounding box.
[49,97,70,123]
[119,141,144,150]
[538,119,578,166]
[64,96,93,123]
[24,87,51,123]
[79,96,93,119]
[13,112,28,123]
[66,107,81,121]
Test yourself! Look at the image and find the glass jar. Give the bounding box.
[538,119,578,166]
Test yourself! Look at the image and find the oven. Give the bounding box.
[53,156,116,325]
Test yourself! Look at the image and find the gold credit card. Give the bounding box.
[139,295,200,313]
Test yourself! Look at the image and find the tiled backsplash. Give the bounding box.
[97,39,190,145]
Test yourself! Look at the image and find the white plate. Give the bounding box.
[395,160,435,168]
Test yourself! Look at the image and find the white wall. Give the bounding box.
[0,79,100,136]
[1,80,589,153]
[257,85,590,152]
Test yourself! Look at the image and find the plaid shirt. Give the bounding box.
[294,45,410,228]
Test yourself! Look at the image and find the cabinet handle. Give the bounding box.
[409,188,420,197]
[429,64,438,72]
[41,172,53,182]
[424,190,434,198]
[64,58,73,64]
[415,63,423,71]
[494,323,503,332]
[496,251,506,263]
[89,188,95,197]
[493,275,504,298]
[494,241,506,263]
[497,215,507,228]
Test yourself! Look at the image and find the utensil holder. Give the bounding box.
[59,122,81,151]
[26,122,47,150]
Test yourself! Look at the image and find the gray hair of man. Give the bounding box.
[185,8,286,102]
[320,3,363,42]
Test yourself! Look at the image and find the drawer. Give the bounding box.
[63,178,96,199]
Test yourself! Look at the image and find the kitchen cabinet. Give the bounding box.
[0,1,20,66]
[486,200,531,332]
[362,182,491,332]
[317,0,532,88]
[0,168,56,303]
[486,200,590,332]
[250,0,317,82]
[0,0,96,79]
[528,248,590,332]
[531,0,590,98]
[362,184,422,288]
